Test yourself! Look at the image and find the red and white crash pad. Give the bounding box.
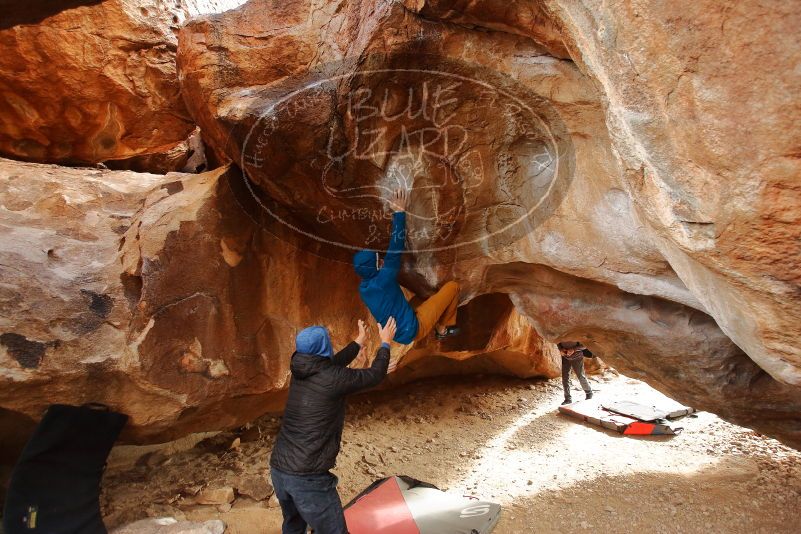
[345,476,500,534]
[558,397,694,435]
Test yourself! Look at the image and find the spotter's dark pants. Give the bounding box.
[271,467,347,534]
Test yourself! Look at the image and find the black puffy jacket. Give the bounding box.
[270,341,389,475]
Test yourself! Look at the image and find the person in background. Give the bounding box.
[269,317,397,534]
[558,341,593,404]
[352,188,461,345]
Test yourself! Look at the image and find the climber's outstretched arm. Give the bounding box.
[379,188,408,281]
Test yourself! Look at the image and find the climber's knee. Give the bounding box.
[441,280,459,296]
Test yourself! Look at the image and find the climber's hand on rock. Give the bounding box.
[355,318,368,346]
[390,188,408,212]
[379,316,397,344]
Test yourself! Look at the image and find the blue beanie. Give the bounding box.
[295,326,334,358]
[353,250,378,279]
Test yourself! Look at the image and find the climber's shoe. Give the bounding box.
[561,398,573,405]
[585,390,593,400]
[435,326,461,340]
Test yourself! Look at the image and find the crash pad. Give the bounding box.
[345,476,500,534]
[602,399,695,421]
[559,398,687,435]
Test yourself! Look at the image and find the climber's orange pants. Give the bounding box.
[412,281,460,341]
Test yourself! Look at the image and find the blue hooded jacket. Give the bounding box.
[295,326,334,358]
[353,211,418,344]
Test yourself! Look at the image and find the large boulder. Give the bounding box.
[1,0,799,450]
[0,0,244,167]
[175,0,801,446]
[0,158,171,438]
[543,0,801,387]
[0,157,554,443]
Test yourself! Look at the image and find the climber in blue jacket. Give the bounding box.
[353,188,461,345]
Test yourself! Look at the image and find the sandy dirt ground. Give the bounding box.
[102,372,801,533]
